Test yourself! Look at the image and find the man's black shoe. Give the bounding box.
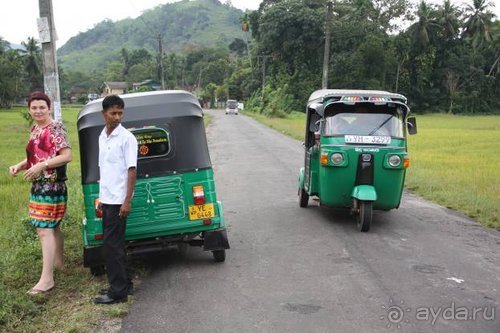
[94,295,128,305]
[99,288,133,296]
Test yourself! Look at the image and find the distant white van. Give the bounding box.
[225,99,239,115]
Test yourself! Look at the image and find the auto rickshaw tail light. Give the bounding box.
[94,198,103,218]
[321,153,328,165]
[404,157,410,168]
[193,185,205,205]
[94,234,104,240]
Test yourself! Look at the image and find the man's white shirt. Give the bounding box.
[99,124,138,204]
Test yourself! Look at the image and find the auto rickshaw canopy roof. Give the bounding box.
[308,89,408,105]
[307,89,410,118]
[77,90,211,184]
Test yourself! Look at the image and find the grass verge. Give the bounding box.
[0,107,139,332]
[242,110,499,229]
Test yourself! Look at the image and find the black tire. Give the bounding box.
[357,201,372,232]
[299,188,309,208]
[212,250,226,262]
[90,265,105,276]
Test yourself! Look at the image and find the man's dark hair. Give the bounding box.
[102,94,124,111]
[28,91,51,109]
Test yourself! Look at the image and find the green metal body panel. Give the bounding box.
[310,137,407,210]
[308,146,320,193]
[82,169,224,248]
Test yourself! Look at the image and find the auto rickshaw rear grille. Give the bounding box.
[128,177,186,224]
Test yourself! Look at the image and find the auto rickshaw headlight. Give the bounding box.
[388,155,402,167]
[331,153,344,165]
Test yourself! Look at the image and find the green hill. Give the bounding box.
[57,0,245,73]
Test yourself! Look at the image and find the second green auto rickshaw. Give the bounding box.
[298,89,417,232]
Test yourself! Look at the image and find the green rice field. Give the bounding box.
[244,111,500,229]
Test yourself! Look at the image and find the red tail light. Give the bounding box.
[94,234,104,240]
[94,198,103,218]
[192,185,205,205]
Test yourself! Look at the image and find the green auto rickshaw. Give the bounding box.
[77,90,229,275]
[298,89,417,232]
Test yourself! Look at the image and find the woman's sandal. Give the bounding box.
[26,286,54,295]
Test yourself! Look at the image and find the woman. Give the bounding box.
[9,91,72,295]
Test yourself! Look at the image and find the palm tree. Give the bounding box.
[436,0,461,41]
[239,13,253,68]
[411,1,440,50]
[462,0,495,49]
[20,37,43,91]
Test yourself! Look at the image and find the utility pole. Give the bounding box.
[38,0,62,120]
[158,34,165,90]
[258,55,271,101]
[322,0,333,89]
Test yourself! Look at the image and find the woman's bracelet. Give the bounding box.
[44,160,49,169]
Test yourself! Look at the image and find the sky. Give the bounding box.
[0,0,262,47]
[0,0,498,47]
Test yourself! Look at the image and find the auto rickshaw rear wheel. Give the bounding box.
[212,250,226,262]
[299,188,309,208]
[90,265,106,276]
[357,201,372,232]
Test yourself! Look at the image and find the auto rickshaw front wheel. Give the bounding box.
[212,250,226,262]
[299,188,309,208]
[357,201,372,232]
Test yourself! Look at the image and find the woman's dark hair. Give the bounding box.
[102,94,125,110]
[27,91,51,109]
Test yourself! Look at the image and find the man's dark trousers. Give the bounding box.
[102,204,129,300]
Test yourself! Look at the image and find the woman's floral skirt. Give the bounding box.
[29,181,67,228]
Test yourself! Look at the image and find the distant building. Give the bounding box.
[132,79,161,92]
[100,82,128,97]
[68,86,88,103]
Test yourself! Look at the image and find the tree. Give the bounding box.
[0,49,25,107]
[410,1,439,50]
[462,0,495,50]
[20,37,43,92]
[229,38,247,55]
[436,0,461,41]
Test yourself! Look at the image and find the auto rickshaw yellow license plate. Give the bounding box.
[188,203,215,220]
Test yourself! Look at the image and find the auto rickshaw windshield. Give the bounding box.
[324,111,404,137]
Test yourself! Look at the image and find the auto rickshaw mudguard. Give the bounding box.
[351,185,377,201]
[298,167,305,190]
[203,200,230,250]
[203,228,230,251]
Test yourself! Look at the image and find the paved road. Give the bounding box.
[121,110,499,332]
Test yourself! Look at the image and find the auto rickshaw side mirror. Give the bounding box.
[407,117,417,135]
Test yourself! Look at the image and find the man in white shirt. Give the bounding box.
[94,95,137,305]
